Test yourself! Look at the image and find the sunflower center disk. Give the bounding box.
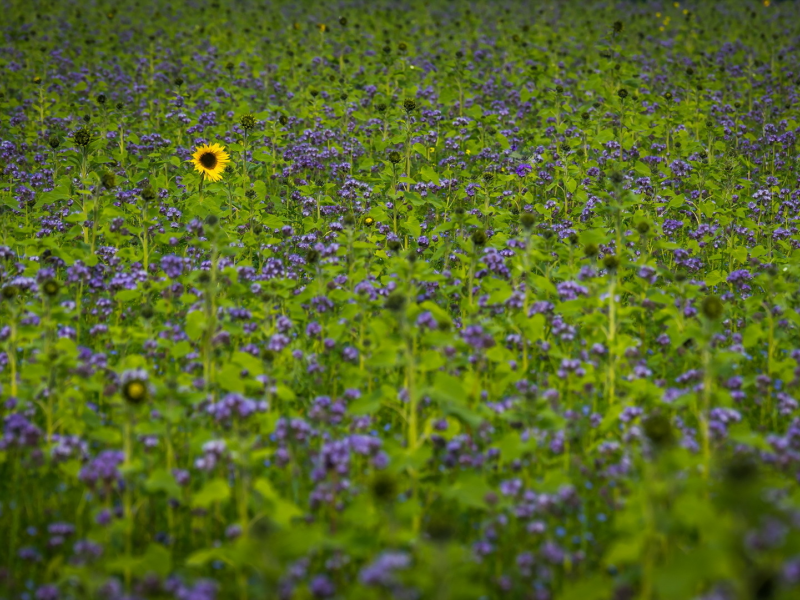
[199,152,218,169]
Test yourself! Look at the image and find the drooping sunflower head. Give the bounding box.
[190,143,230,182]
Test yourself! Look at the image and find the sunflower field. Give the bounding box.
[2,1,800,598]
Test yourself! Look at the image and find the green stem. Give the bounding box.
[123,416,134,589]
[701,343,713,481]
[141,199,149,270]
[606,276,616,405]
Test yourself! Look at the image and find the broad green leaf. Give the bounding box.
[192,478,230,509]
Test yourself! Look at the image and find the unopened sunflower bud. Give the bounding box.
[520,213,536,230]
[370,472,397,503]
[701,295,724,320]
[101,171,116,189]
[385,291,406,312]
[42,280,60,297]
[141,186,156,202]
[471,229,487,247]
[643,412,674,448]
[240,113,256,131]
[602,255,620,271]
[73,128,91,148]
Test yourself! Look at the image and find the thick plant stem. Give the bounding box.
[8,318,17,399]
[122,417,134,589]
[641,461,656,600]
[606,276,617,405]
[406,340,417,451]
[701,344,712,480]
[203,235,219,391]
[141,198,149,270]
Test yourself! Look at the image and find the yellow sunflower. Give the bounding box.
[190,143,230,182]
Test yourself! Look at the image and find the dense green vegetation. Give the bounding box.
[2,1,800,598]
